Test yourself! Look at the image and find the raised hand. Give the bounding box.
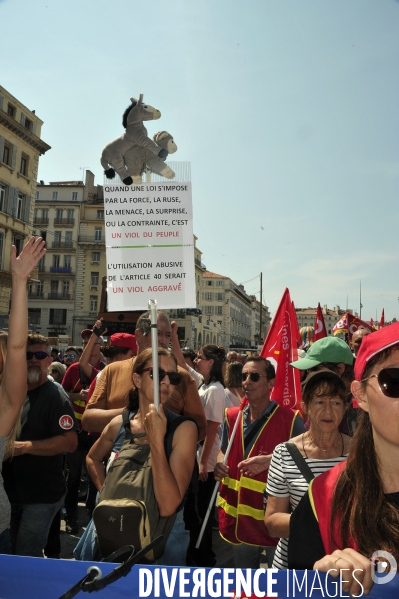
[11,237,46,281]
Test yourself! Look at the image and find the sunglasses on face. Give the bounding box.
[50,369,59,375]
[64,354,76,359]
[241,372,267,383]
[362,367,399,398]
[141,367,182,386]
[26,351,49,360]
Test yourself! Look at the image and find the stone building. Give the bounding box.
[0,85,50,320]
[30,171,104,341]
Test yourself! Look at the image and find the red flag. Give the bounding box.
[313,303,328,342]
[332,312,373,342]
[260,288,302,409]
[380,309,385,329]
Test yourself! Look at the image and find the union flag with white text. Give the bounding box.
[332,312,373,341]
[260,288,301,409]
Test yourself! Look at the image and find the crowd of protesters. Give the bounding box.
[0,239,398,595]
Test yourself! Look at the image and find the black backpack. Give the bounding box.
[93,410,192,562]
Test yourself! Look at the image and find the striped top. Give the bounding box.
[266,441,347,569]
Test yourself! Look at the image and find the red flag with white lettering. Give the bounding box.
[313,303,328,342]
[260,288,302,409]
[332,312,373,342]
[380,309,385,329]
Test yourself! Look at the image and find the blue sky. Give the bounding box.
[2,0,398,321]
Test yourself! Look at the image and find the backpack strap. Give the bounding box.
[121,409,147,442]
[285,441,315,484]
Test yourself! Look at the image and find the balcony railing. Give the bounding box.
[78,236,103,243]
[47,293,72,300]
[54,218,75,226]
[51,241,75,249]
[33,217,49,225]
[195,258,207,269]
[28,292,44,299]
[49,267,72,273]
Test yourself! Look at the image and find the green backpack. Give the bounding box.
[93,410,192,562]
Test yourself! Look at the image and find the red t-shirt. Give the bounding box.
[62,362,100,428]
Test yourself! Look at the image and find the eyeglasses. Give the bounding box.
[50,369,59,375]
[26,351,49,360]
[141,367,182,386]
[241,372,267,383]
[361,367,399,398]
[64,354,76,359]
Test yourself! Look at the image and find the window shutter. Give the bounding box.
[7,187,17,217]
[32,122,37,135]
[11,145,17,170]
[0,136,4,160]
[24,195,31,223]
[20,112,26,126]
[0,96,3,110]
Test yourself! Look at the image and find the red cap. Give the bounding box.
[80,329,93,339]
[354,322,399,380]
[110,333,137,354]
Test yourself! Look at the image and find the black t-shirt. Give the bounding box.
[288,489,399,570]
[3,380,78,504]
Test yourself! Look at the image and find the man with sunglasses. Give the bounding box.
[215,356,305,569]
[62,347,80,369]
[2,334,78,557]
[82,310,206,440]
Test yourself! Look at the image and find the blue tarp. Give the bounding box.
[0,556,398,599]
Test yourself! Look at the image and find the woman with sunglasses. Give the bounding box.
[0,237,46,554]
[48,362,66,384]
[264,370,350,569]
[83,347,198,564]
[186,344,226,567]
[288,323,399,597]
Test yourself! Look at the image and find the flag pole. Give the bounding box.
[195,401,246,549]
[148,299,159,411]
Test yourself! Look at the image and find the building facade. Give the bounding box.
[202,271,270,351]
[0,85,50,318]
[30,171,105,341]
[73,171,105,341]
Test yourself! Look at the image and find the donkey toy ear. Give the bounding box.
[138,94,144,104]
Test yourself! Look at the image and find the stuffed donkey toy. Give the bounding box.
[123,131,177,184]
[100,94,168,185]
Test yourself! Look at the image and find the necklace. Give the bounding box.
[302,432,344,458]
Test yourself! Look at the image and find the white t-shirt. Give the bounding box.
[197,380,225,472]
[224,388,241,408]
[188,365,204,389]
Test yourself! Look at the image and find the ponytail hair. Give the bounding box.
[201,344,226,386]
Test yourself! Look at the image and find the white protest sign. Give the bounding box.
[104,182,195,311]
